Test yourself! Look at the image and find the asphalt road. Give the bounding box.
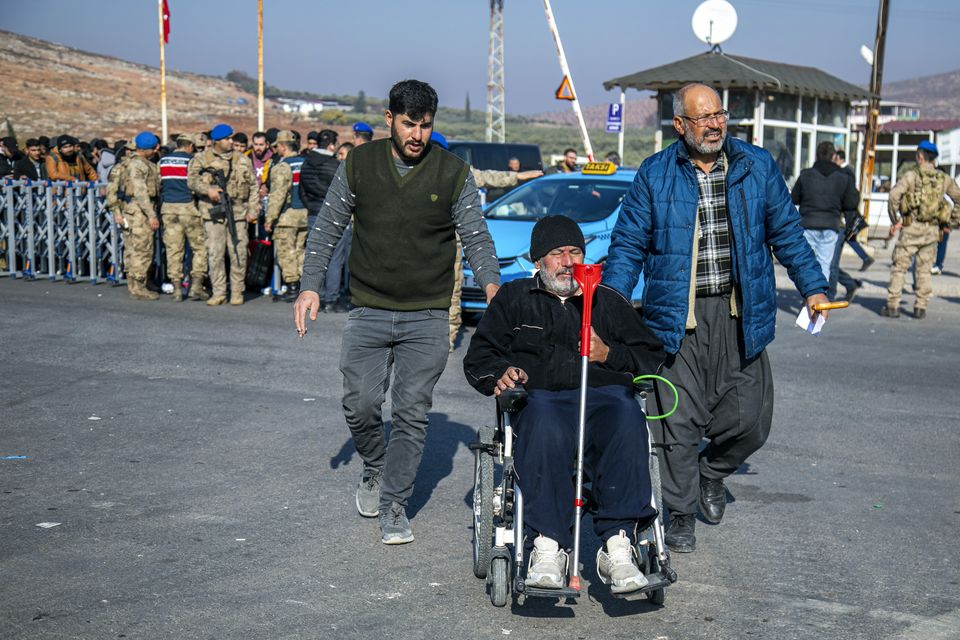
[1,262,959,640]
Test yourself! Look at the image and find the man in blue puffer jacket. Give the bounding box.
[604,83,829,554]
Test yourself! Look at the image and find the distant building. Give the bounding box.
[849,100,920,128]
[604,50,873,187]
[276,98,354,114]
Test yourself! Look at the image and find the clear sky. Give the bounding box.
[2,0,959,114]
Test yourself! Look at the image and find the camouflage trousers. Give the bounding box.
[272,208,308,284]
[887,221,940,310]
[161,203,207,282]
[448,239,463,350]
[122,208,155,280]
[204,217,248,298]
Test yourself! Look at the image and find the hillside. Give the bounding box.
[0,30,361,141]
[527,97,658,129]
[882,69,960,119]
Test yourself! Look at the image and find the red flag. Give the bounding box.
[162,0,171,44]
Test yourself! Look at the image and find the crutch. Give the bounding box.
[568,262,602,592]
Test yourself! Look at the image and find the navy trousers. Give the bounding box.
[513,385,655,550]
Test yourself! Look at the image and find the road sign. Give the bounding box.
[606,103,622,133]
[555,76,575,101]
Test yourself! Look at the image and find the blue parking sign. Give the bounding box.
[606,103,622,133]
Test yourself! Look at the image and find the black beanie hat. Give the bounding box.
[530,215,585,262]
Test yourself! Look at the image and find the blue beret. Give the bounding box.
[352,122,373,134]
[430,131,448,150]
[134,131,159,149]
[918,140,939,157]
[209,124,234,141]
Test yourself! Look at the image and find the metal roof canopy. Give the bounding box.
[603,51,875,102]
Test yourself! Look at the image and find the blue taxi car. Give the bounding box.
[462,162,645,312]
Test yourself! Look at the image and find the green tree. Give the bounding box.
[465,92,471,122]
[355,90,367,114]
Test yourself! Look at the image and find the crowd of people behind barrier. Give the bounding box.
[0,124,372,308]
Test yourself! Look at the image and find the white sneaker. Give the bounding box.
[525,535,567,589]
[597,530,648,594]
[931,266,942,275]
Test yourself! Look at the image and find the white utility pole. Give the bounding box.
[542,0,594,161]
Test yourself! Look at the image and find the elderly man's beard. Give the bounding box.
[684,125,725,155]
[540,266,580,297]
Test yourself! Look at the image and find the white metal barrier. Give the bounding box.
[1,179,124,283]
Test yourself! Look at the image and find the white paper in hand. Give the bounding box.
[795,306,826,335]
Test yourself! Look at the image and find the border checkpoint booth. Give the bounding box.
[602,49,874,191]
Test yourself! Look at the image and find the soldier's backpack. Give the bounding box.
[910,168,950,223]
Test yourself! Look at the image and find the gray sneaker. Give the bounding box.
[356,467,382,518]
[597,530,648,594]
[525,535,568,589]
[379,502,414,545]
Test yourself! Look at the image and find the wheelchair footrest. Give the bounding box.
[609,571,673,599]
[520,585,581,600]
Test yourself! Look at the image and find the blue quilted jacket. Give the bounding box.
[604,137,827,359]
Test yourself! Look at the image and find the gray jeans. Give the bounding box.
[339,306,450,510]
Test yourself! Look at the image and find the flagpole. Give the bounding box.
[158,0,168,142]
[257,0,264,131]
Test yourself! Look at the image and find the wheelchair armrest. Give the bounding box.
[496,385,528,413]
[633,380,655,395]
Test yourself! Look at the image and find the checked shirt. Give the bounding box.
[692,153,732,297]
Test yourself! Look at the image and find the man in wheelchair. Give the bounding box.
[463,215,665,594]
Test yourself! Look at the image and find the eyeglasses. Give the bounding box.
[679,110,730,126]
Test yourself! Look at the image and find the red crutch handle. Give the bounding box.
[572,263,602,357]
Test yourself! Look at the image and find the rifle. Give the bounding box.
[201,166,237,246]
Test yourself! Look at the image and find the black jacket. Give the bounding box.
[791,160,859,231]
[14,156,46,180]
[463,275,664,396]
[299,150,340,215]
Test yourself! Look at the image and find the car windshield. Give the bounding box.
[485,178,629,223]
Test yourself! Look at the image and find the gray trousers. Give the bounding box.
[653,295,774,516]
[339,307,450,510]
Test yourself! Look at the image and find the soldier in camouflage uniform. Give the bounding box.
[882,140,960,319]
[447,163,543,350]
[160,134,208,301]
[264,130,308,301]
[122,132,162,301]
[187,124,259,306]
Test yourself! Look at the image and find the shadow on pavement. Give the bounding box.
[327,413,476,519]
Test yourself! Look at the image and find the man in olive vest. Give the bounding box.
[293,79,501,545]
[883,140,960,319]
[265,130,308,301]
[160,134,208,301]
[123,132,162,301]
[187,123,259,306]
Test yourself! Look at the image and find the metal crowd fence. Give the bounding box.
[1,179,125,284]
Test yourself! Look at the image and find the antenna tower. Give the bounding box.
[486,0,505,143]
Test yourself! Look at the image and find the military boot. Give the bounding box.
[171,279,183,302]
[128,278,159,301]
[230,292,244,306]
[188,280,210,301]
[282,281,300,302]
[207,293,227,306]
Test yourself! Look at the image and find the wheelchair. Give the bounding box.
[469,382,678,607]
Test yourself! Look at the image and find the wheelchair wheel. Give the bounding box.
[645,549,666,605]
[473,424,495,579]
[489,556,510,607]
[649,446,664,516]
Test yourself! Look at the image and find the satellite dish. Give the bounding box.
[692,0,738,49]
[860,44,875,66]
